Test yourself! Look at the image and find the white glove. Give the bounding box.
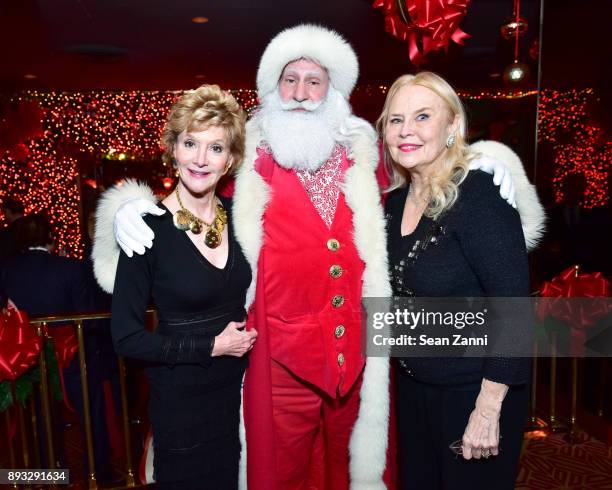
[469,156,517,208]
[114,198,165,257]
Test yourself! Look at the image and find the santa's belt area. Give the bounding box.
[266,309,365,398]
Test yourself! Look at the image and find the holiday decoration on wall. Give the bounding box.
[0,87,608,258]
[373,0,471,65]
[502,0,530,85]
[538,89,610,208]
[0,89,260,258]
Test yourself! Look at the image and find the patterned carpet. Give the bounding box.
[4,424,612,488]
[516,430,612,489]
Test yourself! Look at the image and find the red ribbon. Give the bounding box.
[538,267,611,356]
[42,324,79,411]
[44,325,79,370]
[373,0,471,65]
[0,308,41,382]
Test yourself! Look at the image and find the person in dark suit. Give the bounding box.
[0,213,115,482]
[0,197,25,263]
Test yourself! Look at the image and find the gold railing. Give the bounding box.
[3,310,155,489]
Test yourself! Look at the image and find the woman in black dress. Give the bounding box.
[377,72,537,489]
[111,85,257,489]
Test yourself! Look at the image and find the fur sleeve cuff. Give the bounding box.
[470,140,546,251]
[92,179,157,293]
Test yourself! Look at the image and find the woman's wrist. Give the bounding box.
[209,336,217,357]
[475,378,508,415]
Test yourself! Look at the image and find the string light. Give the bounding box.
[538,88,610,208]
[0,89,259,258]
[0,87,608,260]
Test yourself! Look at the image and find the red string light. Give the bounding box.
[0,88,608,260]
[538,88,610,208]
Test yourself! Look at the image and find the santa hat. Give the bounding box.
[256,24,359,99]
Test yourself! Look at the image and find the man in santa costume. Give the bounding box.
[93,24,543,489]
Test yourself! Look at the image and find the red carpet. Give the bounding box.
[516,430,612,489]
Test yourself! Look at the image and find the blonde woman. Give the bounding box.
[109,85,257,489]
[379,72,542,490]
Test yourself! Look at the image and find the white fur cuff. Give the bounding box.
[92,179,157,293]
[470,140,546,251]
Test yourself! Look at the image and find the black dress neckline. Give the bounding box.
[159,202,233,274]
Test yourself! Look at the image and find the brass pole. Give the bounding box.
[5,407,18,488]
[29,394,42,468]
[76,320,98,490]
[549,331,557,427]
[562,265,580,442]
[548,331,568,433]
[571,358,578,427]
[15,383,31,468]
[596,359,607,417]
[525,340,546,431]
[530,343,538,424]
[5,408,16,466]
[118,357,136,486]
[565,358,579,444]
[37,322,56,468]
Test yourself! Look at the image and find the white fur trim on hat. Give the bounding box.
[257,24,359,99]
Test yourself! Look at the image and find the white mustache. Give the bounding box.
[278,98,323,112]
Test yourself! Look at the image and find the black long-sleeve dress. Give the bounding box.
[111,197,251,490]
[386,170,531,490]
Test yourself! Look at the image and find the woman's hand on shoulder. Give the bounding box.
[212,321,257,357]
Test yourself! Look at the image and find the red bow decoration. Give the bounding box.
[43,325,79,371]
[42,324,79,411]
[373,0,471,65]
[538,266,611,356]
[0,308,42,381]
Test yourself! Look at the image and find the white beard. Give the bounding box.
[258,86,352,172]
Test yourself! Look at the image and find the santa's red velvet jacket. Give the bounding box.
[233,114,393,490]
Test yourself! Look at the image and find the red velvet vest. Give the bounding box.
[256,148,366,397]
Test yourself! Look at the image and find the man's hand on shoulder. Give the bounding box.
[469,156,517,208]
[114,198,165,257]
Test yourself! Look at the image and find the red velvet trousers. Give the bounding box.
[270,360,363,490]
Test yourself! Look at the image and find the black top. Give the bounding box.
[111,197,252,484]
[111,196,252,373]
[386,170,530,387]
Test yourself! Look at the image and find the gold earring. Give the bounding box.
[175,168,180,177]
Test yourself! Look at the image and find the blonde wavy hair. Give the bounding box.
[376,72,476,220]
[161,84,246,173]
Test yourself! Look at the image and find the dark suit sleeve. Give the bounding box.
[70,260,96,313]
[111,247,214,366]
[455,172,531,385]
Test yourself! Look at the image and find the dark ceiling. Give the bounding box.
[0,0,607,92]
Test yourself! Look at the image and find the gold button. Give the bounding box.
[330,265,343,279]
[331,295,344,308]
[337,353,345,366]
[327,238,340,252]
[334,325,345,338]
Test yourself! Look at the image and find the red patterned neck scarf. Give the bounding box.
[295,144,344,228]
